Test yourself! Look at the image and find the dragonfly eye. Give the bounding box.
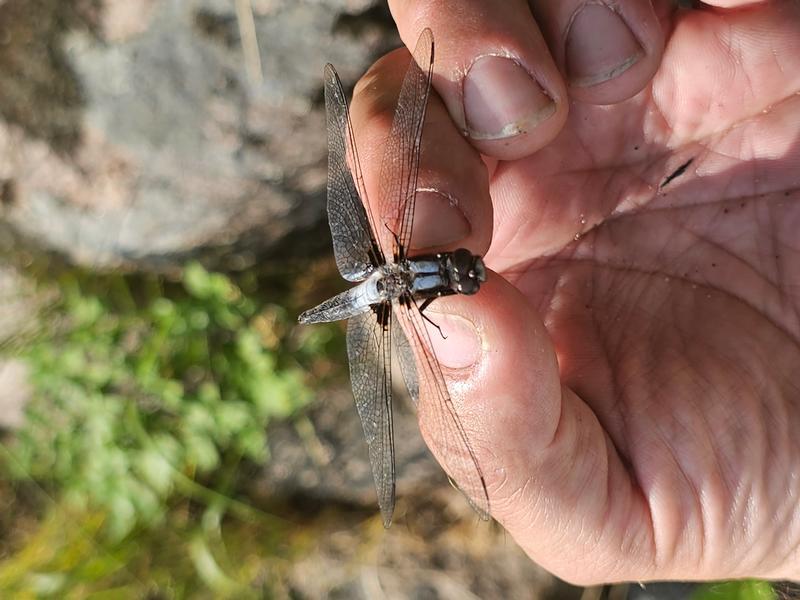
[473,258,487,283]
[457,279,479,295]
[451,248,473,276]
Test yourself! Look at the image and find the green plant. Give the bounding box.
[693,580,777,600]
[4,263,321,541]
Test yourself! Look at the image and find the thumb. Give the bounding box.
[421,272,654,584]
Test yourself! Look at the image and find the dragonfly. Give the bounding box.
[298,28,490,527]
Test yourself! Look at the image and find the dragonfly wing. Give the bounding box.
[391,304,420,405]
[324,64,384,281]
[346,304,396,527]
[394,293,490,519]
[378,28,434,260]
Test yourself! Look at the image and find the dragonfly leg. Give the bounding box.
[418,298,447,340]
[418,297,435,313]
[383,223,401,259]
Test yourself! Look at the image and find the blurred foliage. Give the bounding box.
[0,488,317,598]
[693,580,777,599]
[0,261,343,595]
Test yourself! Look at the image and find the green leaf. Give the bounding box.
[185,435,220,472]
[237,427,267,462]
[216,402,252,437]
[106,494,137,542]
[137,449,174,496]
[693,580,776,600]
[188,534,239,594]
[182,262,213,299]
[11,264,313,543]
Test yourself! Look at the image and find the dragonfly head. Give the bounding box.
[447,248,487,296]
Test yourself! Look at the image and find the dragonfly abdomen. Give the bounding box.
[298,271,383,324]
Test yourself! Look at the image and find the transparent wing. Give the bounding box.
[324,64,384,281]
[394,293,490,519]
[346,304,395,527]
[378,28,434,261]
[392,305,419,405]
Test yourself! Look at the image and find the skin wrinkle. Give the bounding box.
[752,492,786,577]
[689,373,736,570]
[494,130,674,254]
[668,201,800,339]
[488,463,511,500]
[507,478,555,549]
[614,123,795,215]
[740,451,773,574]
[528,250,783,337]
[498,473,534,523]
[763,393,800,573]
[630,483,658,575]
[648,330,792,576]
[627,414,669,572]
[586,267,634,460]
[536,255,796,568]
[779,492,800,578]
[732,477,756,572]
[598,430,636,572]
[653,27,800,144]
[554,398,633,574]
[551,188,800,341]
[490,117,794,270]
[715,370,759,503]
[542,392,589,509]
[651,413,707,572]
[764,196,799,330]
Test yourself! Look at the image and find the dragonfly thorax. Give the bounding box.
[374,264,413,300]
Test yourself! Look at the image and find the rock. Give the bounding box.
[0,0,397,272]
[283,506,585,600]
[0,360,31,430]
[0,264,37,344]
[257,380,443,514]
[0,264,40,430]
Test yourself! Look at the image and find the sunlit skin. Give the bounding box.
[345,0,800,585]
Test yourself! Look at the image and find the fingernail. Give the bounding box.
[411,190,470,249]
[427,313,481,370]
[463,56,556,141]
[565,4,643,88]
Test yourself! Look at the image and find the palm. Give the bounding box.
[484,6,800,579]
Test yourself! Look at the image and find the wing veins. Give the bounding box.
[398,293,490,518]
[325,64,384,278]
[347,306,396,527]
[378,28,434,262]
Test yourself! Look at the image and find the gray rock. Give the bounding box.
[282,501,585,600]
[258,378,444,514]
[0,264,39,431]
[0,359,31,430]
[0,264,38,345]
[0,0,396,272]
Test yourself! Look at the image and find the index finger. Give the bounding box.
[348,39,494,257]
[390,0,569,161]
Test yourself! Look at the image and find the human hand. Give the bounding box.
[348,0,800,584]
